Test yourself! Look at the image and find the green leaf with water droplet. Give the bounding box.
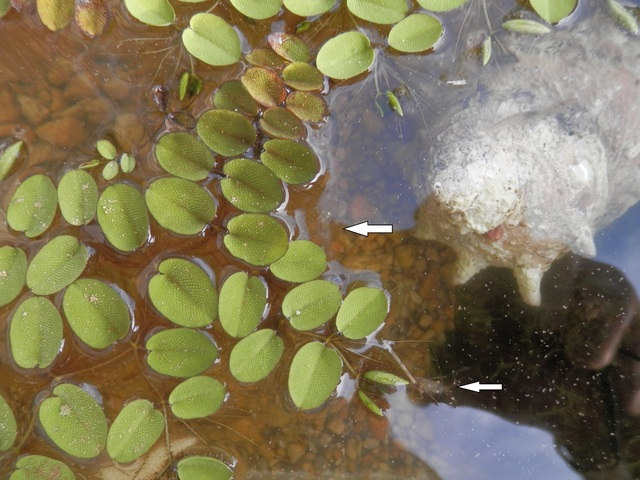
[268,33,310,62]
[182,13,241,66]
[148,258,217,328]
[9,297,63,369]
[270,240,326,282]
[106,399,165,463]
[0,246,26,308]
[97,183,149,252]
[346,0,406,24]
[119,153,136,173]
[230,0,281,19]
[26,235,89,295]
[7,174,57,238]
[169,376,225,419]
[102,160,118,180]
[608,0,639,35]
[358,390,383,416]
[502,19,551,35]
[39,383,108,459]
[285,91,328,123]
[218,271,266,338]
[283,0,336,16]
[154,132,213,181]
[241,67,287,108]
[0,394,17,451]
[336,287,387,339]
[145,177,216,235]
[224,214,289,266]
[96,139,117,160]
[260,107,306,140]
[221,158,284,213]
[9,455,75,480]
[388,13,442,53]
[0,140,23,181]
[197,109,256,157]
[530,0,576,24]
[37,0,74,31]
[282,279,341,331]
[212,80,259,116]
[282,63,324,91]
[416,0,467,11]
[146,328,217,378]
[364,370,409,386]
[62,279,130,349]
[177,456,233,480]
[229,329,284,383]
[57,169,98,226]
[124,0,174,26]
[261,139,318,185]
[288,342,342,410]
[316,31,374,80]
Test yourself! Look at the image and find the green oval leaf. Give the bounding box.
[97,183,149,252]
[270,240,326,282]
[530,0,576,23]
[316,31,374,80]
[154,132,214,181]
[169,376,225,419]
[608,0,639,34]
[285,91,328,123]
[288,342,342,410]
[388,13,443,53]
[346,0,407,24]
[102,160,119,180]
[120,153,136,174]
[146,328,217,378]
[148,258,217,328]
[26,235,89,295]
[124,0,174,26]
[197,109,256,157]
[10,297,63,369]
[37,0,74,31]
[481,35,492,65]
[221,158,284,213]
[259,107,306,140]
[229,329,284,383]
[145,177,216,235]
[282,279,341,331]
[223,214,289,266]
[177,456,233,480]
[106,399,165,463]
[96,139,117,160]
[0,394,17,451]
[283,0,336,17]
[39,383,108,459]
[213,80,259,116]
[241,67,287,108]
[7,174,57,238]
[261,139,318,185]
[75,0,110,38]
[363,370,409,386]
[230,0,281,19]
[57,169,99,226]
[268,33,310,63]
[358,390,383,416]
[62,279,131,349]
[218,271,266,338]
[245,48,286,70]
[502,19,551,35]
[0,246,27,307]
[416,0,468,12]
[282,63,324,91]
[9,455,75,480]
[0,140,23,181]
[182,13,241,66]
[336,287,388,339]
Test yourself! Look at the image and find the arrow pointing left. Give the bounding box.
[459,381,503,393]
[344,221,393,237]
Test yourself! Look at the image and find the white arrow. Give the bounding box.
[459,381,503,393]
[344,221,393,237]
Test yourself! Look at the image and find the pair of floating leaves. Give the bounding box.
[169,376,225,419]
[221,158,284,213]
[27,235,89,295]
[229,329,284,383]
[10,297,63,369]
[270,240,326,282]
[316,31,374,80]
[0,394,17,451]
[0,140,23,180]
[155,132,213,181]
[177,456,233,480]
[218,271,266,338]
[146,328,217,378]
[282,279,341,331]
[7,174,57,238]
[58,169,98,226]
[107,399,164,463]
[62,279,131,349]
[224,214,289,266]
[197,110,256,157]
[0,246,26,307]
[124,0,174,26]
[9,455,75,480]
[148,258,217,328]
[288,342,342,410]
[388,14,443,53]
[98,184,149,251]
[146,177,216,235]
[261,139,319,185]
[182,13,241,66]
[39,383,108,458]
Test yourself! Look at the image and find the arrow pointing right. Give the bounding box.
[459,381,503,393]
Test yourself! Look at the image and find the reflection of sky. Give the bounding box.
[594,202,640,298]
[387,394,581,480]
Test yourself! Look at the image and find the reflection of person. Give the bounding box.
[443,254,640,477]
